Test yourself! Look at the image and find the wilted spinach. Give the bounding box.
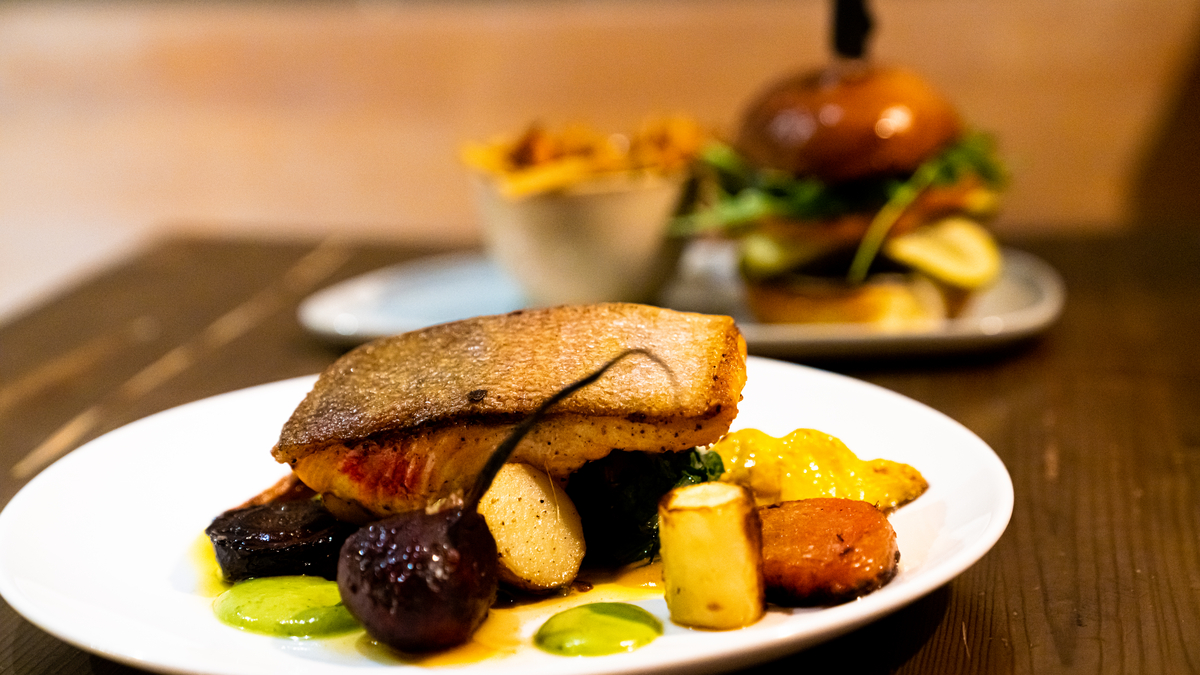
[566,448,724,567]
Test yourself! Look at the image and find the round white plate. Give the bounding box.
[0,358,1012,675]
[298,246,1064,358]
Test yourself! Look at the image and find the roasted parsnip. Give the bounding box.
[658,482,764,629]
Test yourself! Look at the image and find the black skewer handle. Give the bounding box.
[833,0,874,59]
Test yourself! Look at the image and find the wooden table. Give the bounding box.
[1,227,1198,674]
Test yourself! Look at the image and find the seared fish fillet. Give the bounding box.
[273,303,747,517]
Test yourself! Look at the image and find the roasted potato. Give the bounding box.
[658,482,764,629]
[759,498,899,606]
[477,463,586,592]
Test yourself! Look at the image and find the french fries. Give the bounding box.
[658,482,764,629]
[461,117,708,199]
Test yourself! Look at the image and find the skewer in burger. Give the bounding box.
[677,0,1006,328]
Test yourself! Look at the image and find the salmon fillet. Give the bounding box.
[273,303,747,517]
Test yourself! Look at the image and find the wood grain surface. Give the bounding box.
[3,0,1197,244]
[1,228,1198,673]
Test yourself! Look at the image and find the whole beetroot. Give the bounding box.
[337,508,497,652]
[336,349,658,652]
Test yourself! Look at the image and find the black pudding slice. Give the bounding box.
[206,500,357,581]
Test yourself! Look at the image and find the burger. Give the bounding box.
[677,55,1006,328]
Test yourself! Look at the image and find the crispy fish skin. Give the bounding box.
[273,303,746,516]
[759,498,899,606]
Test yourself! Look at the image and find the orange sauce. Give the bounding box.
[408,561,664,667]
[190,534,232,598]
[712,428,927,510]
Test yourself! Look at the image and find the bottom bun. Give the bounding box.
[745,274,948,331]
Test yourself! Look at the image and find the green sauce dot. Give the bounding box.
[534,602,663,656]
[213,576,359,638]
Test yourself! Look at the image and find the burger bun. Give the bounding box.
[744,273,946,330]
[736,64,962,183]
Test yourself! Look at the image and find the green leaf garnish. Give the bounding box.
[846,132,1005,283]
[674,132,1007,275]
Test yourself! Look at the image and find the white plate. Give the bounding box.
[0,358,1013,675]
[298,245,1064,358]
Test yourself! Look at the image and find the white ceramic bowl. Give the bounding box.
[473,173,685,306]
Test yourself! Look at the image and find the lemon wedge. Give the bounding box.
[883,217,1002,289]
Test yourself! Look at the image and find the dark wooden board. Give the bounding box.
[2,228,1198,674]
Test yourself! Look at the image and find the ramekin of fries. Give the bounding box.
[461,117,707,306]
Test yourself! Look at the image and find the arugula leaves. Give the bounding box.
[670,131,1006,239]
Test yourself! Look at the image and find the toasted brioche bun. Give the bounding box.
[736,64,961,183]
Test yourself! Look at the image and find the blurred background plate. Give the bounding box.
[299,252,527,344]
[299,245,1064,358]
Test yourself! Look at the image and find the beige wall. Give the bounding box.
[1,0,1197,247]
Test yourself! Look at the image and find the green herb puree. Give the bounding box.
[534,602,662,656]
[213,576,359,638]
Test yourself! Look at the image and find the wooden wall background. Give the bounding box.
[1,0,1198,247]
